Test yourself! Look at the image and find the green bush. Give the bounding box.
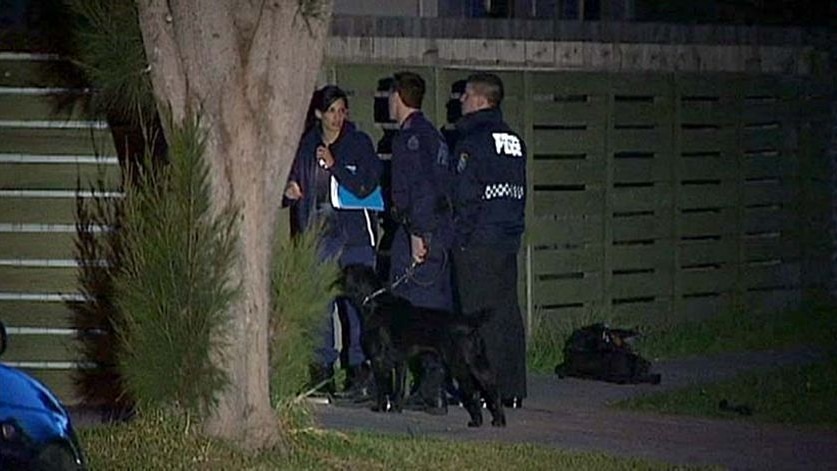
[64,0,155,124]
[69,172,127,408]
[112,115,238,418]
[269,220,340,415]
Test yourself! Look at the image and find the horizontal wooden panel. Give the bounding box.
[740,102,798,124]
[530,72,611,94]
[338,64,429,93]
[677,265,736,294]
[0,265,79,293]
[678,127,737,152]
[678,155,737,180]
[741,154,798,179]
[0,197,77,223]
[741,236,800,262]
[611,183,674,212]
[0,300,77,328]
[611,214,673,241]
[678,238,738,266]
[741,207,798,234]
[0,127,115,155]
[532,126,606,154]
[740,181,793,206]
[675,74,745,96]
[611,127,672,151]
[534,271,602,306]
[612,157,669,183]
[741,262,801,289]
[678,181,736,208]
[610,270,672,298]
[532,246,602,275]
[678,101,738,126]
[0,94,89,121]
[612,102,672,126]
[531,158,605,185]
[0,59,77,88]
[528,215,603,246]
[611,74,672,94]
[677,208,738,237]
[532,99,606,125]
[3,333,80,362]
[532,187,603,216]
[610,242,674,269]
[0,163,120,190]
[12,368,82,405]
[740,126,794,151]
[0,232,82,259]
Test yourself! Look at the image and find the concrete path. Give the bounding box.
[312,347,837,470]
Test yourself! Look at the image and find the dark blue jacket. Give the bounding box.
[283,121,382,248]
[390,111,454,246]
[389,111,455,311]
[452,108,527,252]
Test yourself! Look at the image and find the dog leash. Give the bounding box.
[361,248,450,305]
[362,260,418,306]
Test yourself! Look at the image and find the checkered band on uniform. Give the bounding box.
[483,183,525,200]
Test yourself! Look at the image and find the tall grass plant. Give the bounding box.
[269,220,339,420]
[112,115,238,418]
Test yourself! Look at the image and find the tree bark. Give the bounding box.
[135,0,332,447]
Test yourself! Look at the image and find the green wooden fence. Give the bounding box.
[330,64,833,332]
[0,54,831,404]
[0,52,119,403]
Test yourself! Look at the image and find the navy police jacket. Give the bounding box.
[283,121,382,248]
[452,108,526,253]
[391,111,453,245]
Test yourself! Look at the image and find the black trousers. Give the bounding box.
[453,246,527,400]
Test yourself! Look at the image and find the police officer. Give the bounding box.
[452,73,527,408]
[387,71,453,413]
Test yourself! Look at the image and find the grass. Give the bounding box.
[527,307,619,374]
[613,301,837,428]
[527,300,837,373]
[636,301,837,360]
[79,412,705,470]
[617,357,837,429]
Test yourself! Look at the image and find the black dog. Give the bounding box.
[341,264,506,428]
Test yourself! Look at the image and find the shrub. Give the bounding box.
[112,115,238,418]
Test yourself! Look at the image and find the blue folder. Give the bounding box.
[330,176,384,211]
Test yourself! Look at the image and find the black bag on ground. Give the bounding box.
[554,323,661,385]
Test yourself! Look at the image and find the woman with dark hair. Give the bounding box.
[283,85,382,399]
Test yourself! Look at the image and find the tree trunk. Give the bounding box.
[135,0,332,447]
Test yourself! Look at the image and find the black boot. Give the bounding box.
[403,354,447,415]
[336,362,374,403]
[306,363,335,397]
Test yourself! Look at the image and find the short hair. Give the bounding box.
[391,71,425,109]
[466,73,504,107]
[315,85,349,113]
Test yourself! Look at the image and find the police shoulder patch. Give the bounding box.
[456,151,469,173]
[407,135,420,151]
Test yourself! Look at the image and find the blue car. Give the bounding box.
[0,321,87,470]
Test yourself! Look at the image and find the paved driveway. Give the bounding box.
[313,348,837,470]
